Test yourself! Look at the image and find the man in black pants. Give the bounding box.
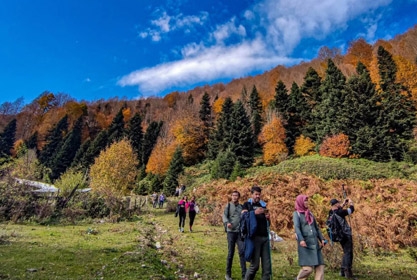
[223,190,246,280]
[329,198,355,278]
[242,185,271,280]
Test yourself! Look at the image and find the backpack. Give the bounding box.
[326,211,345,242]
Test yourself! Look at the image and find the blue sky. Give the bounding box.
[1,0,417,105]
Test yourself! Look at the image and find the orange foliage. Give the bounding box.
[258,115,288,165]
[146,139,177,175]
[344,38,373,68]
[394,55,417,101]
[294,135,316,156]
[319,133,350,158]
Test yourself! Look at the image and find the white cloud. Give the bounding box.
[122,0,392,96]
[118,38,297,93]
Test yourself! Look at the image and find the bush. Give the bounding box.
[211,150,236,179]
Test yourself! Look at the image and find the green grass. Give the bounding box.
[1,207,416,280]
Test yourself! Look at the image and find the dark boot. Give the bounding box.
[344,268,357,279]
[340,268,345,277]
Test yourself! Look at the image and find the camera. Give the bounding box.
[263,208,269,214]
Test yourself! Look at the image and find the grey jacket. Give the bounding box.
[293,211,325,266]
[222,202,243,233]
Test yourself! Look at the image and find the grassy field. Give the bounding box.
[1,206,416,280]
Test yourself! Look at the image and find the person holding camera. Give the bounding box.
[241,185,271,280]
[293,194,326,280]
[329,197,355,278]
[222,190,246,280]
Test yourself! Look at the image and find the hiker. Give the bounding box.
[222,190,246,280]
[177,196,187,232]
[174,187,180,197]
[151,192,158,208]
[241,185,271,280]
[329,198,355,278]
[293,194,326,280]
[186,196,197,232]
[158,193,165,208]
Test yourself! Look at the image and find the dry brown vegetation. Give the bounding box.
[193,172,417,252]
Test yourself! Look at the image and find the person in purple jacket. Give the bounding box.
[186,196,197,232]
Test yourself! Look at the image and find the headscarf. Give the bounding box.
[295,194,313,225]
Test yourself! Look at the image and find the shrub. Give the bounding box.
[319,133,350,158]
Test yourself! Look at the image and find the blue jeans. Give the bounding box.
[245,235,271,280]
[226,232,246,278]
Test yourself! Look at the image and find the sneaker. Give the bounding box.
[225,275,232,280]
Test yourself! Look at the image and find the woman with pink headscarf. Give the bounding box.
[293,195,326,280]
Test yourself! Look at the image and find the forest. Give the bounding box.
[1,26,417,223]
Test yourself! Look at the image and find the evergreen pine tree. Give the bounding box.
[142,121,163,167]
[301,67,321,140]
[80,130,108,168]
[274,80,289,119]
[248,85,264,147]
[107,109,125,145]
[313,59,347,143]
[163,146,184,195]
[50,117,83,180]
[286,82,310,154]
[229,100,254,168]
[0,118,17,157]
[375,46,416,161]
[25,131,38,150]
[199,92,212,156]
[71,139,91,168]
[126,113,143,164]
[210,149,237,179]
[38,115,68,168]
[345,62,381,159]
[207,97,234,160]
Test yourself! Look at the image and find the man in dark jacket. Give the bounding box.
[223,190,246,280]
[329,197,355,278]
[242,185,271,280]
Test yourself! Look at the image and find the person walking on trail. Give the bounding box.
[241,185,271,280]
[222,190,247,280]
[177,196,187,233]
[186,196,197,232]
[293,195,326,280]
[151,192,158,208]
[158,193,165,208]
[329,197,355,278]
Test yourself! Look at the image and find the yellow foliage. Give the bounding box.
[122,108,132,123]
[89,139,138,197]
[294,135,316,157]
[394,55,417,101]
[258,116,288,165]
[212,98,225,115]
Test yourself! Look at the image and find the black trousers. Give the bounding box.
[340,235,353,270]
[226,232,246,278]
[178,212,186,228]
[189,211,196,228]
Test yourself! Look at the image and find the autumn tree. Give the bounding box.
[319,133,350,158]
[294,135,316,157]
[89,139,138,198]
[258,115,287,165]
[163,146,185,195]
[0,118,17,157]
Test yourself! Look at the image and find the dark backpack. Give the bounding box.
[326,211,345,242]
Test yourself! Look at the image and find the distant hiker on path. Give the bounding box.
[293,194,326,280]
[151,192,158,208]
[158,193,165,208]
